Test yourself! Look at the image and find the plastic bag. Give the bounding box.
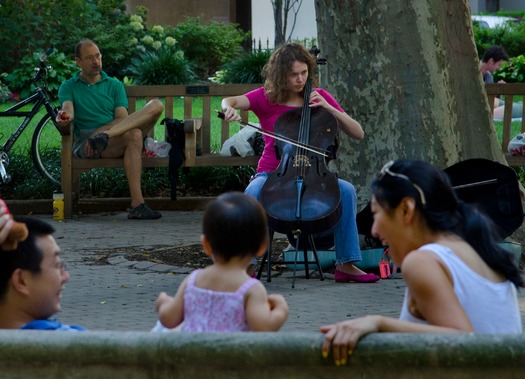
[508,133,525,156]
[220,126,258,157]
[144,137,171,158]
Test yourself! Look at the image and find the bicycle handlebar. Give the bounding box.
[40,48,54,65]
[33,48,54,83]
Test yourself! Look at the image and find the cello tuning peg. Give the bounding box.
[309,45,320,56]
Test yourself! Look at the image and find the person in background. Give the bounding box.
[57,39,164,220]
[155,192,289,332]
[221,43,379,283]
[0,216,85,331]
[321,160,523,366]
[480,45,508,84]
[481,45,524,119]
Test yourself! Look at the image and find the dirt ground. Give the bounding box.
[88,238,293,271]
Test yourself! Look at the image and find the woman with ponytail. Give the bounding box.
[321,159,523,366]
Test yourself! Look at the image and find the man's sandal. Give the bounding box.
[88,133,109,153]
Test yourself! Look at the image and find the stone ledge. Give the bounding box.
[0,331,524,378]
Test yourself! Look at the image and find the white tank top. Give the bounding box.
[399,243,522,333]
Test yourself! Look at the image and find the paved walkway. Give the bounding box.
[31,211,525,332]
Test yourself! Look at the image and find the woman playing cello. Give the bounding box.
[221,43,379,283]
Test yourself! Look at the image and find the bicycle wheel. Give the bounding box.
[31,114,61,186]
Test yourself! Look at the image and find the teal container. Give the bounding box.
[354,248,387,271]
[499,241,522,264]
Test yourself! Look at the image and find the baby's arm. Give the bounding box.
[155,277,188,329]
[245,283,289,331]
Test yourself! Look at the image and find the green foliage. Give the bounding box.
[126,46,197,85]
[3,50,77,100]
[212,50,271,84]
[0,150,57,200]
[0,77,13,104]
[173,17,249,80]
[473,19,525,59]
[0,1,129,74]
[179,166,254,195]
[494,55,525,83]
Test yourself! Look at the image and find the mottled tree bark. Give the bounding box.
[315,0,504,206]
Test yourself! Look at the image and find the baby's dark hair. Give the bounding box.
[202,192,268,261]
[372,159,524,288]
[0,216,55,301]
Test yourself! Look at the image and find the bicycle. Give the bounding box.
[0,48,61,186]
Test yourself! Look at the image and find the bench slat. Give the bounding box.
[485,83,525,166]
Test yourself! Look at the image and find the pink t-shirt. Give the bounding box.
[245,87,344,173]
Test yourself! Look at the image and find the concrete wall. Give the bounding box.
[125,0,232,25]
[1,331,525,378]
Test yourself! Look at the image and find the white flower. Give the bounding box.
[142,35,154,45]
[130,21,143,32]
[165,36,176,46]
[152,41,162,50]
[151,25,164,34]
[130,15,143,23]
[130,37,138,45]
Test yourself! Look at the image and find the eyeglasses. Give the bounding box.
[83,53,102,62]
[379,161,427,206]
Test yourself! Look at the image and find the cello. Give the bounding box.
[259,48,342,243]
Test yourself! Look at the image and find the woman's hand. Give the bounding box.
[0,200,13,244]
[320,315,382,365]
[221,105,242,122]
[308,90,332,110]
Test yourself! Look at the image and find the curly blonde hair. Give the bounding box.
[263,43,318,104]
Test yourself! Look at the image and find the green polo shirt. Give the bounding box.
[58,71,128,139]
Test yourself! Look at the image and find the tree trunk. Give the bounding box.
[315,0,505,207]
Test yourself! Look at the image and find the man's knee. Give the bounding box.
[124,128,144,145]
[146,99,164,118]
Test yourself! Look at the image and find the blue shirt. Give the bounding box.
[20,319,86,331]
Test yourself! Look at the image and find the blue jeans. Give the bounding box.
[245,173,362,265]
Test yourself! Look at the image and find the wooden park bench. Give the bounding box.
[60,83,261,218]
[486,83,525,167]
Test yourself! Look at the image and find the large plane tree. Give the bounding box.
[315,0,505,205]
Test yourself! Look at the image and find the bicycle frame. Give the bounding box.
[0,48,59,183]
[0,86,58,153]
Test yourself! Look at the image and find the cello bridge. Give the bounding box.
[293,155,311,168]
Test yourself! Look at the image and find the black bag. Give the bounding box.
[161,118,185,200]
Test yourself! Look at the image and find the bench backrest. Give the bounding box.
[485,83,525,154]
[125,84,261,155]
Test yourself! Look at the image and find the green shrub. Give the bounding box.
[126,46,197,85]
[0,0,130,77]
[0,77,13,103]
[212,50,271,84]
[473,19,525,59]
[4,50,77,100]
[494,55,525,83]
[173,17,249,80]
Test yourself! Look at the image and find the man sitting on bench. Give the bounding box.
[56,39,164,220]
